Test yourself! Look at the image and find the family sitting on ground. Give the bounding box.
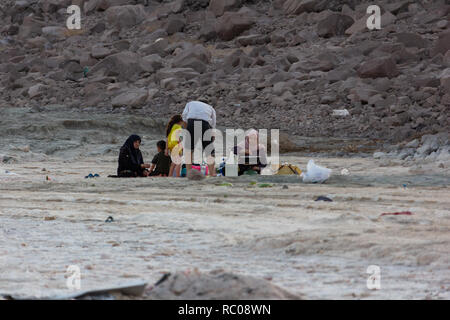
[116,99,267,178]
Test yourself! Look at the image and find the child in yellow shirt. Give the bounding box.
[166,115,185,177]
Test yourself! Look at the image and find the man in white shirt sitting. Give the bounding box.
[182,99,216,177]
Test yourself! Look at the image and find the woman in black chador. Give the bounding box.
[117,134,150,177]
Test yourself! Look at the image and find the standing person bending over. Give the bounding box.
[182,99,216,177]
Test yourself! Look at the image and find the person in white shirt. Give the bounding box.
[182,99,216,177]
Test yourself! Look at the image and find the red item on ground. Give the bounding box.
[380,211,413,217]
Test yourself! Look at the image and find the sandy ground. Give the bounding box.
[1,154,449,300]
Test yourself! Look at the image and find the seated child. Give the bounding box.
[149,140,172,177]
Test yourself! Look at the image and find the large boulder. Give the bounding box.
[208,0,241,17]
[111,88,148,108]
[146,270,301,299]
[41,26,67,42]
[86,0,135,12]
[283,0,318,15]
[165,15,186,35]
[18,16,45,39]
[88,51,144,81]
[317,13,354,38]
[357,56,399,79]
[198,19,217,41]
[431,31,450,57]
[156,67,200,81]
[105,5,147,29]
[60,60,84,81]
[235,34,270,46]
[28,84,46,99]
[171,44,211,74]
[141,54,164,73]
[440,68,450,95]
[139,37,169,57]
[395,33,428,48]
[215,12,254,41]
[283,0,357,15]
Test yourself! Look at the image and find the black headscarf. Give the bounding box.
[123,134,143,166]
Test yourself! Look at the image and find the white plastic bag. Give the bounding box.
[301,160,332,183]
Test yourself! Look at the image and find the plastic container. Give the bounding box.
[225,151,238,177]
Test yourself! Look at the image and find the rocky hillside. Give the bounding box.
[0,0,449,147]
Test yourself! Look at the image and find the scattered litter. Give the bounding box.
[380,211,413,217]
[85,173,100,179]
[154,273,171,286]
[315,196,333,202]
[276,163,302,175]
[258,183,272,188]
[44,216,56,221]
[301,160,332,183]
[187,169,205,181]
[218,183,233,187]
[332,109,350,117]
[105,216,114,223]
[341,168,349,175]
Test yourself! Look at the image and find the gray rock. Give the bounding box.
[165,16,185,35]
[417,133,448,156]
[235,34,270,46]
[395,33,428,48]
[139,38,169,57]
[172,44,211,74]
[106,5,147,29]
[439,68,450,94]
[41,26,66,42]
[89,51,144,82]
[405,139,419,148]
[357,56,399,79]
[215,12,254,41]
[28,84,46,98]
[317,13,354,38]
[283,0,317,15]
[61,60,84,81]
[91,45,113,59]
[431,31,450,57]
[373,151,386,159]
[18,16,45,39]
[141,54,164,73]
[157,67,200,81]
[208,0,242,17]
[198,19,217,41]
[146,270,301,299]
[111,88,148,108]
